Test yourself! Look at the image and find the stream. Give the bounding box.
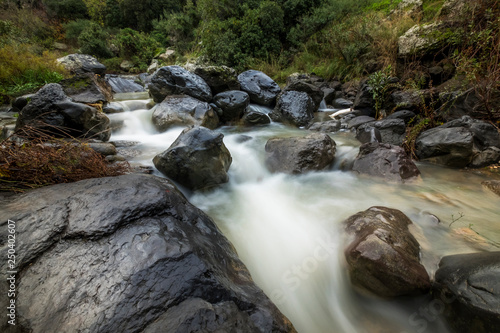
[108,95,500,333]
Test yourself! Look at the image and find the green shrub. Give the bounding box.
[78,22,113,58]
[63,19,92,45]
[0,44,66,102]
[113,28,162,70]
[151,6,199,52]
[43,0,88,20]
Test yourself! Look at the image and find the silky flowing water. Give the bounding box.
[108,97,500,333]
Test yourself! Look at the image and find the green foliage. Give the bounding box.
[200,1,284,70]
[112,0,185,31]
[0,44,65,102]
[151,5,199,52]
[367,65,394,117]
[78,21,113,58]
[43,0,88,20]
[63,19,92,45]
[113,28,162,70]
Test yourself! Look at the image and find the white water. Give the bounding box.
[108,98,500,333]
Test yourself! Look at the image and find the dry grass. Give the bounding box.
[0,127,129,192]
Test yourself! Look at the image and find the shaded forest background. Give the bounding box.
[0,0,499,108]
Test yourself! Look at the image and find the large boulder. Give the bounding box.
[273,91,315,127]
[283,80,324,111]
[56,53,106,76]
[432,252,500,333]
[0,174,295,333]
[105,74,145,93]
[60,73,113,104]
[153,127,232,190]
[188,65,240,95]
[357,118,406,146]
[237,70,281,106]
[213,90,250,123]
[265,133,336,174]
[343,206,431,297]
[352,142,421,183]
[149,66,212,103]
[415,127,474,167]
[415,116,500,168]
[151,95,219,132]
[398,23,444,58]
[15,83,111,141]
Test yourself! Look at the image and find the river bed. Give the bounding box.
[108,97,500,333]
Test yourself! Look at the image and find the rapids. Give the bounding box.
[108,98,500,333]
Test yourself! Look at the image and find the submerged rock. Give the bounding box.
[352,142,421,183]
[433,252,500,333]
[242,110,271,126]
[265,133,336,174]
[0,174,295,333]
[151,95,219,132]
[343,206,431,297]
[153,126,232,190]
[238,70,281,106]
[149,65,212,103]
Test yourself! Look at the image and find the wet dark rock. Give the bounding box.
[415,127,473,167]
[56,53,106,76]
[482,180,500,196]
[389,90,422,111]
[322,88,336,106]
[343,206,431,297]
[436,88,499,121]
[11,94,34,112]
[213,90,250,123]
[357,118,406,146]
[415,116,500,168]
[273,91,315,127]
[15,83,111,141]
[88,142,117,156]
[347,116,375,129]
[385,110,416,124]
[190,65,240,95]
[238,70,281,106]
[356,126,382,144]
[265,133,336,174]
[153,127,232,190]
[242,111,271,126]
[149,66,212,103]
[0,174,295,333]
[352,142,421,182]
[308,120,341,133]
[283,80,324,111]
[151,95,219,132]
[61,73,113,104]
[332,98,354,109]
[433,252,500,333]
[106,74,145,93]
[353,82,375,114]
